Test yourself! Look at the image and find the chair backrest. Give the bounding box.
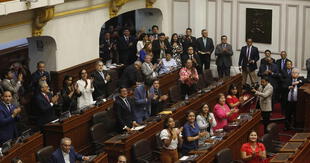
[36,145,54,163]
[132,138,152,159]
[92,110,107,124]
[90,123,106,142]
[261,133,273,153]
[155,132,163,150]
[266,122,280,139]
[103,107,117,133]
[169,84,182,103]
[203,69,215,86]
[197,74,206,90]
[216,148,233,163]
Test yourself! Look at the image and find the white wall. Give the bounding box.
[207,0,310,76]
[135,8,163,33]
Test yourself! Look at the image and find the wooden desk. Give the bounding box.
[279,142,303,153]
[91,152,109,163]
[289,133,310,142]
[0,132,44,163]
[296,83,310,131]
[269,153,293,163]
[104,74,244,162]
[43,100,114,154]
[157,69,179,94]
[192,111,261,163]
[289,140,310,162]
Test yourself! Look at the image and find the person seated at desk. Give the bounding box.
[133,81,152,123]
[149,79,168,116]
[76,69,94,110]
[31,61,50,91]
[0,91,21,145]
[196,104,216,145]
[33,81,58,127]
[181,110,207,156]
[50,137,90,163]
[91,61,111,100]
[61,75,81,112]
[158,52,177,75]
[115,87,138,132]
[213,93,238,131]
[226,84,243,121]
[141,55,158,83]
[241,131,266,163]
[160,117,182,163]
[179,59,199,99]
[119,61,143,88]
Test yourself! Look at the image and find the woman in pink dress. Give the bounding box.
[226,84,243,122]
[213,93,238,130]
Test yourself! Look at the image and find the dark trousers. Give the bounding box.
[261,111,271,133]
[199,54,211,69]
[285,101,297,128]
[119,53,129,65]
[280,89,289,114]
[180,83,197,99]
[217,65,230,79]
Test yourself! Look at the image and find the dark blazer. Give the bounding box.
[181,53,201,69]
[260,57,275,66]
[287,76,306,88]
[134,85,151,121]
[279,68,292,88]
[117,35,137,64]
[61,86,81,112]
[238,46,260,71]
[258,63,279,88]
[91,71,110,100]
[32,92,56,126]
[149,86,164,115]
[276,58,292,71]
[195,37,214,54]
[31,70,50,89]
[152,39,171,62]
[215,43,233,67]
[114,96,135,131]
[50,147,83,163]
[0,102,19,144]
[182,36,197,51]
[99,39,115,60]
[119,64,143,88]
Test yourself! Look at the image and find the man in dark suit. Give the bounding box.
[238,38,260,85]
[181,46,202,73]
[215,35,233,79]
[149,79,168,116]
[182,28,197,51]
[260,50,275,66]
[196,29,214,70]
[258,57,279,111]
[285,68,305,130]
[279,60,293,114]
[276,51,291,71]
[117,28,136,65]
[0,91,21,145]
[150,25,159,40]
[134,82,152,123]
[99,32,114,61]
[31,61,50,91]
[32,81,58,127]
[119,61,143,88]
[114,87,138,132]
[152,33,171,64]
[91,61,111,100]
[50,137,89,163]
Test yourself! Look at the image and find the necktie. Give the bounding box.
[99,71,105,80]
[124,98,131,111]
[6,104,11,113]
[125,36,129,43]
[281,59,285,70]
[290,79,296,101]
[288,69,291,75]
[246,47,250,60]
[44,94,50,102]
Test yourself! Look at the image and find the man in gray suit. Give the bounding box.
[252,77,273,132]
[215,35,233,79]
[1,70,23,106]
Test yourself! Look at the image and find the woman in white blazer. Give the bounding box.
[76,69,95,110]
[196,103,217,145]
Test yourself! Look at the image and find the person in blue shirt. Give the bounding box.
[181,110,207,155]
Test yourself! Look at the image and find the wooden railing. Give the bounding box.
[0,0,15,2]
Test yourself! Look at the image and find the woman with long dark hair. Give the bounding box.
[241,130,266,163]
[226,84,242,121]
[196,104,217,145]
[76,69,94,110]
[61,75,81,112]
[160,117,182,163]
[170,33,183,66]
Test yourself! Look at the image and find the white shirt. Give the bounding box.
[136,40,145,53]
[159,58,177,74]
[62,151,70,163]
[160,128,178,150]
[76,79,95,110]
[196,113,217,144]
[288,79,298,102]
